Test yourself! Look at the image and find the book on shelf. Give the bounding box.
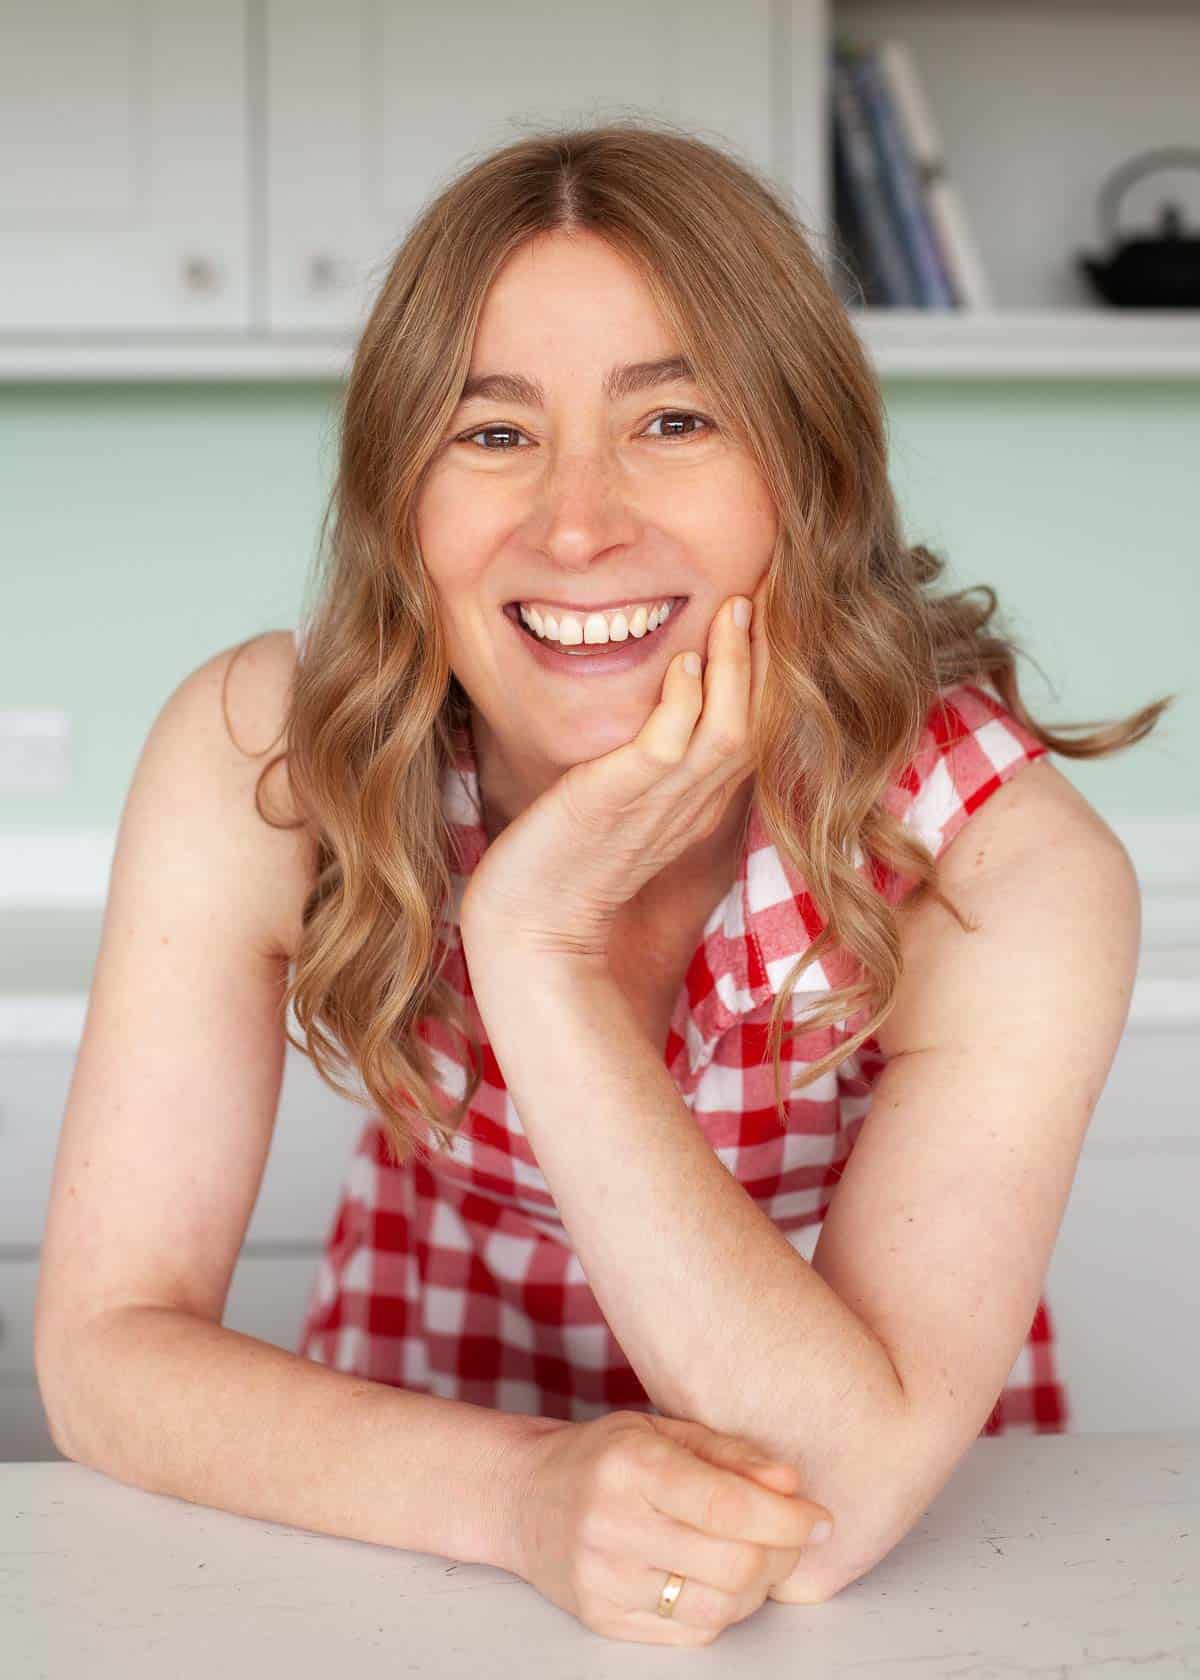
[831,37,994,311]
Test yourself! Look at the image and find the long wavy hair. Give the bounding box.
[229,119,1174,1166]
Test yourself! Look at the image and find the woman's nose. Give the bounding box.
[534,447,637,547]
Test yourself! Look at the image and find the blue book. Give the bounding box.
[851,47,956,308]
[831,47,918,306]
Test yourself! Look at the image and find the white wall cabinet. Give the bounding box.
[10,1,1197,378]
[0,0,822,359]
[264,0,823,337]
[0,0,252,334]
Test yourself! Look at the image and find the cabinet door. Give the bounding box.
[266,0,826,334]
[0,0,250,332]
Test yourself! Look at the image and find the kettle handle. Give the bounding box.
[1095,146,1200,247]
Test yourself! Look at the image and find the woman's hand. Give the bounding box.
[509,1409,834,1646]
[459,576,768,962]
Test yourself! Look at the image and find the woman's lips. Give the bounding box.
[502,597,691,677]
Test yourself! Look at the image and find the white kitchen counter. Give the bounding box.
[5,1430,1197,1675]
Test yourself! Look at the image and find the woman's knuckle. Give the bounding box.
[696,1593,732,1632]
[597,1439,638,1490]
[582,1605,620,1639]
[730,1541,765,1594]
[632,1430,671,1470]
[698,1482,726,1534]
[710,725,744,759]
[709,1477,750,1535]
[639,737,679,771]
[576,1493,616,1553]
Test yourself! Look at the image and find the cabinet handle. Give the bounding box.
[308,254,340,291]
[181,255,221,292]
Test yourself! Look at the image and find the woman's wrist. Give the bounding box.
[488,1412,573,1577]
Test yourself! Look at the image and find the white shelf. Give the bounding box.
[4,310,1200,383]
[831,0,1200,334]
[0,337,358,383]
[852,310,1200,379]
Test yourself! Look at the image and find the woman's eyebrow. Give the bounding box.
[457,355,696,408]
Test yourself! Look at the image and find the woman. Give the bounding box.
[41,121,1168,1648]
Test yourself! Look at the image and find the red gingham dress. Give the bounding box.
[296,674,1070,1435]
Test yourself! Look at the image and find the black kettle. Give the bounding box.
[1077,146,1200,308]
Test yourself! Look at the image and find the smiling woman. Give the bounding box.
[414,226,775,765]
[223,121,1169,1638]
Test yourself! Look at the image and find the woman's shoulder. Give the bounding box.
[890,681,1089,867]
[858,679,1123,932]
[210,626,318,962]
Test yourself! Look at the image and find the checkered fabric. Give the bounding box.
[296,667,1070,1435]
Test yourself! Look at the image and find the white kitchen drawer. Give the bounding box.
[1,1044,365,1248]
[0,0,251,334]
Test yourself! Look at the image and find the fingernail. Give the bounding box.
[683,650,702,676]
[809,1518,833,1545]
[732,596,752,631]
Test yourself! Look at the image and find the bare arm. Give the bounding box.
[47,1303,561,1570]
[33,630,560,1572]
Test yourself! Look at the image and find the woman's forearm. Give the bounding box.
[40,1303,565,1570]
[463,946,903,1437]
[460,941,909,1529]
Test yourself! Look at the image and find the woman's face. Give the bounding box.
[414,227,777,821]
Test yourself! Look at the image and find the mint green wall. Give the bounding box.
[2,378,1195,830]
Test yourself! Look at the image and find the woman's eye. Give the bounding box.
[454,410,715,450]
[457,423,529,450]
[643,410,714,442]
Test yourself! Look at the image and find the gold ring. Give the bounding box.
[656,1571,686,1617]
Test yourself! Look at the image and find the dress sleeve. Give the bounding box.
[887,680,1050,868]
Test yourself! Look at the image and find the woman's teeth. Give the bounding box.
[517,597,676,648]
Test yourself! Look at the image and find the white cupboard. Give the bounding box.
[264,0,823,337]
[3,1,1200,377]
[0,0,252,333]
[0,0,823,352]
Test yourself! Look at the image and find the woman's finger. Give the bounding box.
[633,645,708,771]
[644,1440,829,1553]
[623,1507,787,1630]
[566,585,762,818]
[691,594,754,773]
